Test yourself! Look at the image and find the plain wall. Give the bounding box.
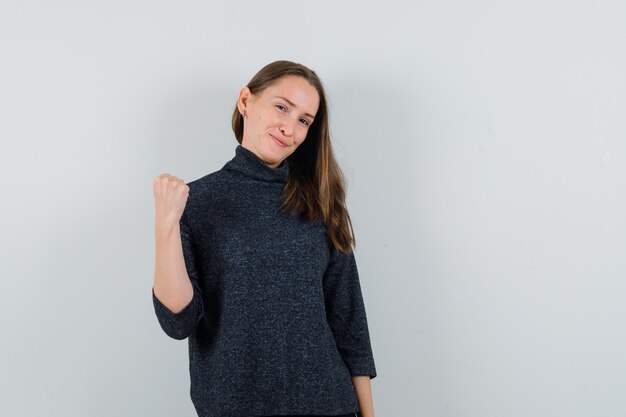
[1,1,625,416]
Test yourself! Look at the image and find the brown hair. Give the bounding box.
[231,60,356,254]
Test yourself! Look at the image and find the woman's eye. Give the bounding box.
[300,119,309,126]
[276,104,286,112]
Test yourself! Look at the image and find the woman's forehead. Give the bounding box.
[262,77,319,114]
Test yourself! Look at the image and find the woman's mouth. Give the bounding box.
[270,134,287,147]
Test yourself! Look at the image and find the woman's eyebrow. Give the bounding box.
[274,96,315,119]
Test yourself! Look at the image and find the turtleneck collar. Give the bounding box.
[224,144,289,183]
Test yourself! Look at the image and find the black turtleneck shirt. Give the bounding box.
[152,144,377,417]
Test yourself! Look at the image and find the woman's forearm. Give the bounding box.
[153,221,193,313]
[352,375,375,417]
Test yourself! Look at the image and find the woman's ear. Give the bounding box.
[237,86,252,116]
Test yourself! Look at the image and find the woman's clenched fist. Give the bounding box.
[153,173,190,229]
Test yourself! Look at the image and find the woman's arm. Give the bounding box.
[151,212,206,340]
[352,375,375,417]
[151,175,204,340]
[152,174,194,313]
[322,244,378,415]
[153,220,193,313]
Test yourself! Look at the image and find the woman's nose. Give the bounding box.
[280,118,296,136]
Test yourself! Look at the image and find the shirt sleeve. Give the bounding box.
[323,244,377,379]
[152,211,205,340]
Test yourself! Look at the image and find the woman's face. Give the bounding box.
[237,75,320,169]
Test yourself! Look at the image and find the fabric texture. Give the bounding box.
[260,414,358,417]
[152,144,377,417]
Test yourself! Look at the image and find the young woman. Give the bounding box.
[152,60,377,417]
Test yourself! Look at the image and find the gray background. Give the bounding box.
[1,1,625,416]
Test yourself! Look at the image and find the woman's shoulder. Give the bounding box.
[183,168,237,215]
[186,168,231,195]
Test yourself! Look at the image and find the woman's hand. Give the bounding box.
[153,173,190,230]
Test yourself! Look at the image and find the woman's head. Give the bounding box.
[231,60,356,253]
[232,60,327,169]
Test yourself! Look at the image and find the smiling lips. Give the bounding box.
[270,133,288,147]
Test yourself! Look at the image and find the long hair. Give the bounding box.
[231,60,356,254]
